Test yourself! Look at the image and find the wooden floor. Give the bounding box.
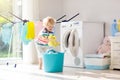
[0,64,120,80]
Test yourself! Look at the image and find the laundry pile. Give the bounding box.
[97,36,111,54]
[43,49,64,72]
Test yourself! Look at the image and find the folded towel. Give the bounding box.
[85,53,110,58]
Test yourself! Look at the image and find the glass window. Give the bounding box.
[0,0,22,63]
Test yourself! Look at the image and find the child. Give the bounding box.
[35,17,56,69]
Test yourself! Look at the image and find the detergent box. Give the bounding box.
[43,49,64,72]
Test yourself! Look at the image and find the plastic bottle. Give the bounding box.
[111,19,118,36]
[117,19,120,32]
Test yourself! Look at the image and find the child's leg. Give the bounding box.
[35,42,49,70]
[38,46,49,69]
[35,43,44,69]
[39,57,42,69]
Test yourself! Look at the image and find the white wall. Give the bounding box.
[22,0,40,20]
[22,0,63,20]
[39,0,63,20]
[63,0,120,35]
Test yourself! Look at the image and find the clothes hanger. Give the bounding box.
[67,13,79,22]
[8,12,29,24]
[56,15,66,21]
[38,15,67,23]
[0,14,15,24]
[0,14,17,67]
[9,13,67,24]
[57,13,80,23]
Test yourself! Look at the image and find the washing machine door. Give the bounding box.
[62,29,72,50]
[68,29,79,57]
[62,28,81,67]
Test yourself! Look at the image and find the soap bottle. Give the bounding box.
[117,19,120,32]
[111,19,118,36]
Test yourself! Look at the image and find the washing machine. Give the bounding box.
[60,21,105,68]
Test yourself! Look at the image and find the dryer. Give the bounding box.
[60,21,105,68]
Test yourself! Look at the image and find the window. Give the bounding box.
[0,0,22,63]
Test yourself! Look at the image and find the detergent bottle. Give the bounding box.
[117,19,120,32]
[111,19,118,36]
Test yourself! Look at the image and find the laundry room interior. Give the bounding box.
[0,0,120,80]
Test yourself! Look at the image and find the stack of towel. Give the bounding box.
[84,53,110,70]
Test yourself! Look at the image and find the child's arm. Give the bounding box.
[38,34,49,43]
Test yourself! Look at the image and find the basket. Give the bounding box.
[43,50,64,72]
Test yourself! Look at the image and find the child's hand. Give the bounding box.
[37,35,49,43]
[42,36,49,42]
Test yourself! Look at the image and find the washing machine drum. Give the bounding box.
[63,29,79,57]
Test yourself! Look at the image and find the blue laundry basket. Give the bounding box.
[43,50,64,73]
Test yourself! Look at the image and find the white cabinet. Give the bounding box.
[110,37,120,69]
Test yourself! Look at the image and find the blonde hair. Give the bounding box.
[43,17,56,27]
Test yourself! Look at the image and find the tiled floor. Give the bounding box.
[0,64,120,80]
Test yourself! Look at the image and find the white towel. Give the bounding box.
[85,53,110,58]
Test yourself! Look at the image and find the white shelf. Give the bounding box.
[110,37,120,69]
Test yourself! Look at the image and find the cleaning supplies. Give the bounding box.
[111,19,118,36]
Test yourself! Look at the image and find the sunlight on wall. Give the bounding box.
[0,0,13,14]
[0,0,13,23]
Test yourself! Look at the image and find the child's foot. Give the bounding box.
[39,64,42,70]
[39,66,42,70]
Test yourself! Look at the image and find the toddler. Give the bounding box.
[35,17,56,69]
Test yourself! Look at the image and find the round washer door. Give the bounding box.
[68,29,79,57]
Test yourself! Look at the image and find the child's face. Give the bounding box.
[46,25,54,31]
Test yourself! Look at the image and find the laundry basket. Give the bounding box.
[43,49,64,73]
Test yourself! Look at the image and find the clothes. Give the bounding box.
[26,21,35,40]
[34,21,43,39]
[36,27,54,45]
[35,42,49,58]
[11,22,23,54]
[41,27,54,34]
[97,37,111,54]
[0,31,6,50]
[18,22,23,38]
[1,23,13,44]
[21,23,31,45]
[48,34,60,47]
